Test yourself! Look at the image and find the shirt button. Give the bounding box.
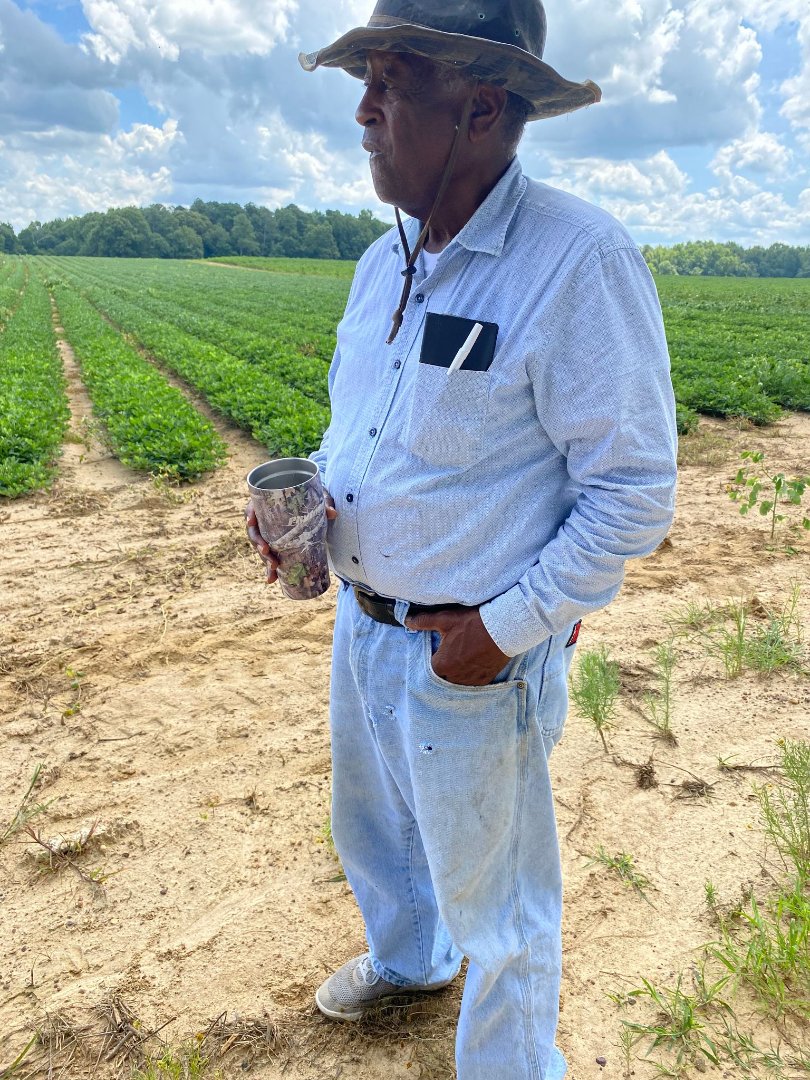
[369,428,377,437]
[351,556,360,565]
[346,493,354,503]
[415,293,425,304]
[394,360,401,369]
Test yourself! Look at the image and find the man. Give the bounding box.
[247,2,677,1076]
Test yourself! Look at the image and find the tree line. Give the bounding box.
[0,202,390,261]
[641,240,810,278]
[1,208,809,275]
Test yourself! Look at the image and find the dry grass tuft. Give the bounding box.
[677,426,737,468]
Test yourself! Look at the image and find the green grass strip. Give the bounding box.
[0,272,70,498]
[51,281,227,481]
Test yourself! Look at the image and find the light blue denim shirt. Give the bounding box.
[312,157,678,657]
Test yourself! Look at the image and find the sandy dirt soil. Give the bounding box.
[1,341,808,1078]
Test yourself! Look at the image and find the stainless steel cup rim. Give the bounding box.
[246,457,318,493]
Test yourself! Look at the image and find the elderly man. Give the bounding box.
[248,2,677,1076]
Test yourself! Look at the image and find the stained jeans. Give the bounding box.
[329,583,576,1079]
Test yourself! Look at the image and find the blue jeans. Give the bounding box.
[329,583,576,1079]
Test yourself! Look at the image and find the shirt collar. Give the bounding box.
[394,157,526,261]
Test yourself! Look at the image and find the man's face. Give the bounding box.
[356,51,469,216]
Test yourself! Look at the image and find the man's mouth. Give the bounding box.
[362,139,384,157]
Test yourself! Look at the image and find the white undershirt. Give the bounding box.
[421,248,440,276]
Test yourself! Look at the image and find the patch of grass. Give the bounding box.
[677,426,733,468]
[570,646,620,753]
[667,597,726,633]
[743,586,806,676]
[687,589,807,678]
[589,846,652,899]
[702,597,749,677]
[133,1042,220,1080]
[619,966,732,1074]
[758,739,810,885]
[711,877,810,1020]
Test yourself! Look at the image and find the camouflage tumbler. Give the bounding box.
[247,458,331,600]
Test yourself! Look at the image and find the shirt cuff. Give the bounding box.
[479,586,550,658]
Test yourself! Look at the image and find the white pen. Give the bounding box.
[446,322,483,376]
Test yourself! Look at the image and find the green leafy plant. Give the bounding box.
[643,641,678,745]
[728,450,810,542]
[570,646,620,752]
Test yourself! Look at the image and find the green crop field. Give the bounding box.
[0,252,808,499]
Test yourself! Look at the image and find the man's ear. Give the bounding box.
[469,83,508,141]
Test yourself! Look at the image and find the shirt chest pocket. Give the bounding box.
[403,363,492,469]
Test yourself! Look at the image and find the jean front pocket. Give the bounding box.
[403,364,492,469]
[422,630,526,694]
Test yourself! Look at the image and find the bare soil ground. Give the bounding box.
[1,371,808,1078]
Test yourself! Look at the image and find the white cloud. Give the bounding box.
[710,130,794,198]
[80,0,298,63]
[115,117,181,158]
[540,147,810,244]
[1,120,177,228]
[256,112,377,207]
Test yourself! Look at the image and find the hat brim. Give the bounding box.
[298,21,600,121]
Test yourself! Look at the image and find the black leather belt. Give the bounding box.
[351,585,454,626]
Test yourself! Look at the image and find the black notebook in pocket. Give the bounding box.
[419,313,499,372]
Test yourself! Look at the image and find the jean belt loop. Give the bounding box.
[394,598,413,628]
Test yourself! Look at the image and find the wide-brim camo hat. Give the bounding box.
[299,0,601,121]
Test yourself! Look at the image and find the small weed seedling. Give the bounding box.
[589,846,652,899]
[642,642,678,745]
[570,646,620,753]
[0,764,53,847]
[728,450,810,544]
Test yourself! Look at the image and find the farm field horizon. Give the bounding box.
[1,254,809,1078]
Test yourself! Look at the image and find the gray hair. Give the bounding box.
[433,61,530,156]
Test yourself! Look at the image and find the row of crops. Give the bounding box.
[0,265,70,497]
[0,253,809,499]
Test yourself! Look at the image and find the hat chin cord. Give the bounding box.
[386,86,478,345]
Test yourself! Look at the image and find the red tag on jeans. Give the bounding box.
[566,621,582,648]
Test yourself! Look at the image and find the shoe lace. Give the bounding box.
[356,955,380,987]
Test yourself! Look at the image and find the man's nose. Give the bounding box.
[356,85,381,127]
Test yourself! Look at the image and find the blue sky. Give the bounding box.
[1,0,808,245]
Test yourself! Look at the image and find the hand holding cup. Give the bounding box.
[245,495,337,585]
[245,458,337,599]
